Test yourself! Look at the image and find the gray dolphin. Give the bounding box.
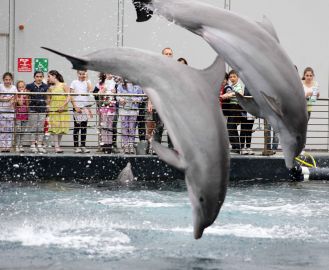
[132,0,308,168]
[42,46,230,239]
[117,162,135,185]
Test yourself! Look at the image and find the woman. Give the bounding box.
[0,72,17,152]
[96,73,117,154]
[117,79,143,154]
[46,70,71,153]
[302,67,319,121]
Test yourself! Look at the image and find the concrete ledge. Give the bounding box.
[0,153,294,182]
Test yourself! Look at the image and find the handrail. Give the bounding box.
[0,92,327,154]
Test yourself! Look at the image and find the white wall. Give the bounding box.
[0,0,10,76]
[13,0,119,84]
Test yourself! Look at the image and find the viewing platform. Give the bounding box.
[1,148,329,183]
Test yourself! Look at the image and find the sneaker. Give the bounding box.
[75,147,82,153]
[37,145,47,153]
[230,149,240,154]
[30,144,38,153]
[240,149,248,155]
[129,144,135,154]
[123,145,130,154]
[81,147,90,153]
[247,148,255,155]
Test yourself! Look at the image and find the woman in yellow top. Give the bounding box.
[46,70,71,153]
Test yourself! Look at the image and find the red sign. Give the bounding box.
[17,58,32,72]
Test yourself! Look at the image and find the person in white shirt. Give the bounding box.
[0,72,17,152]
[302,67,319,121]
[70,70,93,153]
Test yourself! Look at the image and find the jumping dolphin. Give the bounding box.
[117,162,135,185]
[132,0,308,168]
[42,46,230,239]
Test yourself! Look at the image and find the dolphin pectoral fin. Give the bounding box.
[41,47,89,70]
[236,93,263,118]
[257,15,280,42]
[261,91,284,118]
[200,56,226,96]
[152,141,186,171]
[132,0,153,22]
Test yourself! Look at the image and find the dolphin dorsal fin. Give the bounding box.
[257,16,280,43]
[200,56,226,97]
[152,141,186,171]
[261,91,284,118]
[41,47,89,70]
[235,92,263,118]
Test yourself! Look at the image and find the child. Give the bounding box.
[0,72,17,152]
[97,73,117,153]
[15,81,29,152]
[221,70,244,154]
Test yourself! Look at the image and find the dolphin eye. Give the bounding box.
[199,197,204,203]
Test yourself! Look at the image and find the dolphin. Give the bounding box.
[132,0,308,168]
[42,46,230,239]
[117,162,135,185]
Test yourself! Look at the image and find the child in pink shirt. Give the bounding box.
[15,80,29,152]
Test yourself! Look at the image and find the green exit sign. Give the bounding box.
[34,58,48,72]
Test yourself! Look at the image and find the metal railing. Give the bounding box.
[0,91,328,155]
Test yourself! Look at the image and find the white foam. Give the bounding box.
[0,221,135,256]
[122,223,328,242]
[224,201,329,217]
[98,197,182,208]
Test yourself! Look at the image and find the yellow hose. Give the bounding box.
[295,152,317,168]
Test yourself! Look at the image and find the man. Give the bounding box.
[26,71,49,153]
[70,70,93,153]
[148,47,174,150]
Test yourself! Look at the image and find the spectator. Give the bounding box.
[97,73,117,153]
[219,73,232,117]
[221,70,244,154]
[117,79,143,154]
[15,80,29,152]
[0,72,17,152]
[302,67,319,121]
[240,87,255,155]
[70,70,93,153]
[46,70,71,153]
[151,47,174,149]
[26,71,49,153]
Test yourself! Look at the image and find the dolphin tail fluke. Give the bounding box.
[152,141,186,171]
[41,47,89,70]
[132,0,153,22]
[200,56,226,96]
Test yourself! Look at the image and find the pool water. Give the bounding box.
[0,181,328,269]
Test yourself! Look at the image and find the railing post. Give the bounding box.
[262,119,270,156]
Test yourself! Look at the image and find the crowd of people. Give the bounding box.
[219,66,320,155]
[0,47,192,154]
[0,46,320,155]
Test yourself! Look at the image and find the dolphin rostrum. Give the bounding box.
[117,162,135,185]
[42,46,230,239]
[132,0,308,169]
